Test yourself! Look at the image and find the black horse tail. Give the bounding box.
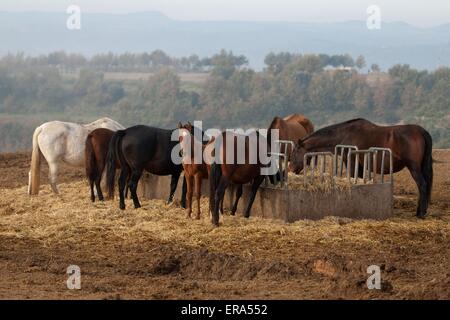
[422,129,433,203]
[209,161,222,225]
[106,130,126,199]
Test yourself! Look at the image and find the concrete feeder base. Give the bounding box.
[137,172,393,222]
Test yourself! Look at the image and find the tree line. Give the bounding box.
[0,50,449,151]
[0,50,247,73]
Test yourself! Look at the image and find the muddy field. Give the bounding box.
[0,151,449,300]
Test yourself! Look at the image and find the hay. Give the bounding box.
[1,151,450,299]
[268,168,377,193]
[0,180,448,262]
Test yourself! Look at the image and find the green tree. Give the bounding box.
[210,49,248,79]
[355,55,366,70]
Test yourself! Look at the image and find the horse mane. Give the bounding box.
[300,118,368,143]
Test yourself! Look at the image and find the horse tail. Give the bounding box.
[85,133,98,190]
[106,130,126,199]
[209,161,222,223]
[422,129,433,203]
[28,126,42,195]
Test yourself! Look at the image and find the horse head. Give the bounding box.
[289,138,307,174]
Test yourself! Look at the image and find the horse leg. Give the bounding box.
[194,174,202,219]
[408,165,428,218]
[213,178,229,226]
[244,176,265,218]
[181,176,187,209]
[185,175,193,218]
[214,197,224,215]
[129,169,143,209]
[125,174,130,199]
[231,184,243,216]
[48,161,59,194]
[167,172,181,204]
[89,178,95,202]
[95,174,104,201]
[98,168,107,199]
[118,168,129,210]
[356,163,364,179]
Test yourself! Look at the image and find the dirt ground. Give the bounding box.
[0,151,449,300]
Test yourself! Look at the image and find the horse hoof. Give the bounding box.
[195,215,201,220]
[134,204,141,209]
[120,205,125,210]
[416,214,426,219]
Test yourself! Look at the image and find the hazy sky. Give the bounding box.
[1,0,450,27]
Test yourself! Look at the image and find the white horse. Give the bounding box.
[28,117,124,195]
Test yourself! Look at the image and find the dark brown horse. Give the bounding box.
[85,128,117,202]
[209,130,273,226]
[289,118,433,218]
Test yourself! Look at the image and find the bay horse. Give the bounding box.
[106,125,188,210]
[289,118,433,218]
[85,128,119,202]
[209,130,273,226]
[268,113,314,158]
[28,117,124,195]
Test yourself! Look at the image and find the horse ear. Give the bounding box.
[177,122,182,128]
[188,121,192,126]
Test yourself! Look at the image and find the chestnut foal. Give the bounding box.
[178,122,211,219]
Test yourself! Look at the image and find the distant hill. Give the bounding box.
[1,11,450,70]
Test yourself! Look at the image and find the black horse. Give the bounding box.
[106,125,190,210]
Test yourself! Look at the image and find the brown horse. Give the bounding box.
[209,130,273,226]
[284,113,315,134]
[178,122,234,220]
[178,123,210,219]
[85,128,119,202]
[268,114,314,158]
[289,118,433,218]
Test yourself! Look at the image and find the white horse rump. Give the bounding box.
[28,117,124,195]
